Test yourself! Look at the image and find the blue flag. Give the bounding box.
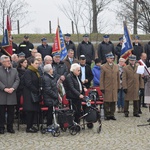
[52,25,67,60]
[121,21,133,60]
[2,29,9,47]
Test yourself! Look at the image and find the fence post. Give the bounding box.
[17,20,20,34]
[49,21,51,34]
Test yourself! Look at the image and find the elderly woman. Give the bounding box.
[23,58,40,133]
[64,63,85,123]
[42,64,58,127]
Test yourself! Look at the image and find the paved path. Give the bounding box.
[0,105,150,150]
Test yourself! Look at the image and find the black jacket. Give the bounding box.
[115,43,122,63]
[77,41,95,64]
[12,42,18,54]
[52,61,68,80]
[18,41,34,58]
[65,40,76,58]
[97,41,115,64]
[64,72,84,99]
[79,64,93,88]
[37,44,52,60]
[23,69,40,111]
[132,42,143,60]
[42,73,58,106]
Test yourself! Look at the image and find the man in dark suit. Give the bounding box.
[64,33,76,58]
[79,55,93,88]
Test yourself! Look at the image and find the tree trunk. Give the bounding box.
[133,0,138,34]
[91,0,98,33]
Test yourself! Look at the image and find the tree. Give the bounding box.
[115,0,150,34]
[0,0,29,34]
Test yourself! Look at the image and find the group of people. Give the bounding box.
[0,33,150,134]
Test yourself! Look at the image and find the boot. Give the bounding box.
[117,107,121,113]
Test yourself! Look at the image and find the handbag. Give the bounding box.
[31,92,41,103]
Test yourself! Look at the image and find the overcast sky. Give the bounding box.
[12,0,133,35]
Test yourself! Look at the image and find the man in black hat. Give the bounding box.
[122,55,144,117]
[100,52,120,120]
[64,33,76,58]
[37,37,52,60]
[77,34,95,66]
[97,35,115,64]
[79,55,93,88]
[115,37,123,63]
[18,35,34,58]
[132,35,143,60]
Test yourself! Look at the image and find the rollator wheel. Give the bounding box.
[87,123,93,129]
[41,128,46,134]
[52,129,60,137]
[97,124,102,133]
[69,125,80,135]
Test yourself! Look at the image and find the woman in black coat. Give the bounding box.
[23,58,40,133]
[64,63,85,123]
[42,64,58,126]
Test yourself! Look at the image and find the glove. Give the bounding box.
[101,90,105,94]
[123,89,127,94]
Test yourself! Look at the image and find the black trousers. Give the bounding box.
[104,102,116,117]
[72,99,81,124]
[26,111,38,129]
[0,105,14,130]
[47,106,53,126]
[124,100,139,115]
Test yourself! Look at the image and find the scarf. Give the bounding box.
[28,65,40,78]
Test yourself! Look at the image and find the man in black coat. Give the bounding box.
[115,37,123,63]
[77,34,95,66]
[79,55,93,88]
[144,41,150,67]
[97,35,115,64]
[18,35,34,58]
[52,52,68,81]
[132,35,143,60]
[11,36,18,54]
[37,38,52,60]
[64,33,76,58]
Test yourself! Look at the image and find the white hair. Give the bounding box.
[119,58,126,62]
[70,63,80,72]
[0,55,9,62]
[44,55,52,62]
[11,54,18,59]
[44,64,53,73]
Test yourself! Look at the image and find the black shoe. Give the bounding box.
[0,129,4,134]
[26,128,37,133]
[138,110,142,114]
[147,118,150,122]
[143,105,148,108]
[110,116,117,120]
[31,126,38,132]
[134,114,140,117]
[7,129,15,134]
[104,117,110,120]
[125,114,129,117]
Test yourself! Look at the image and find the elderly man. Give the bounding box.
[63,49,78,72]
[97,35,115,64]
[37,37,52,60]
[11,54,19,68]
[79,55,93,88]
[77,34,95,66]
[122,55,144,117]
[18,52,26,60]
[100,52,120,120]
[64,33,76,58]
[52,52,68,81]
[18,35,34,58]
[0,55,20,134]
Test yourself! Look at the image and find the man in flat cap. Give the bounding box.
[122,55,144,117]
[18,35,34,58]
[77,34,95,66]
[115,37,123,63]
[97,35,115,64]
[37,38,52,60]
[132,35,143,61]
[64,33,76,58]
[100,52,120,120]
